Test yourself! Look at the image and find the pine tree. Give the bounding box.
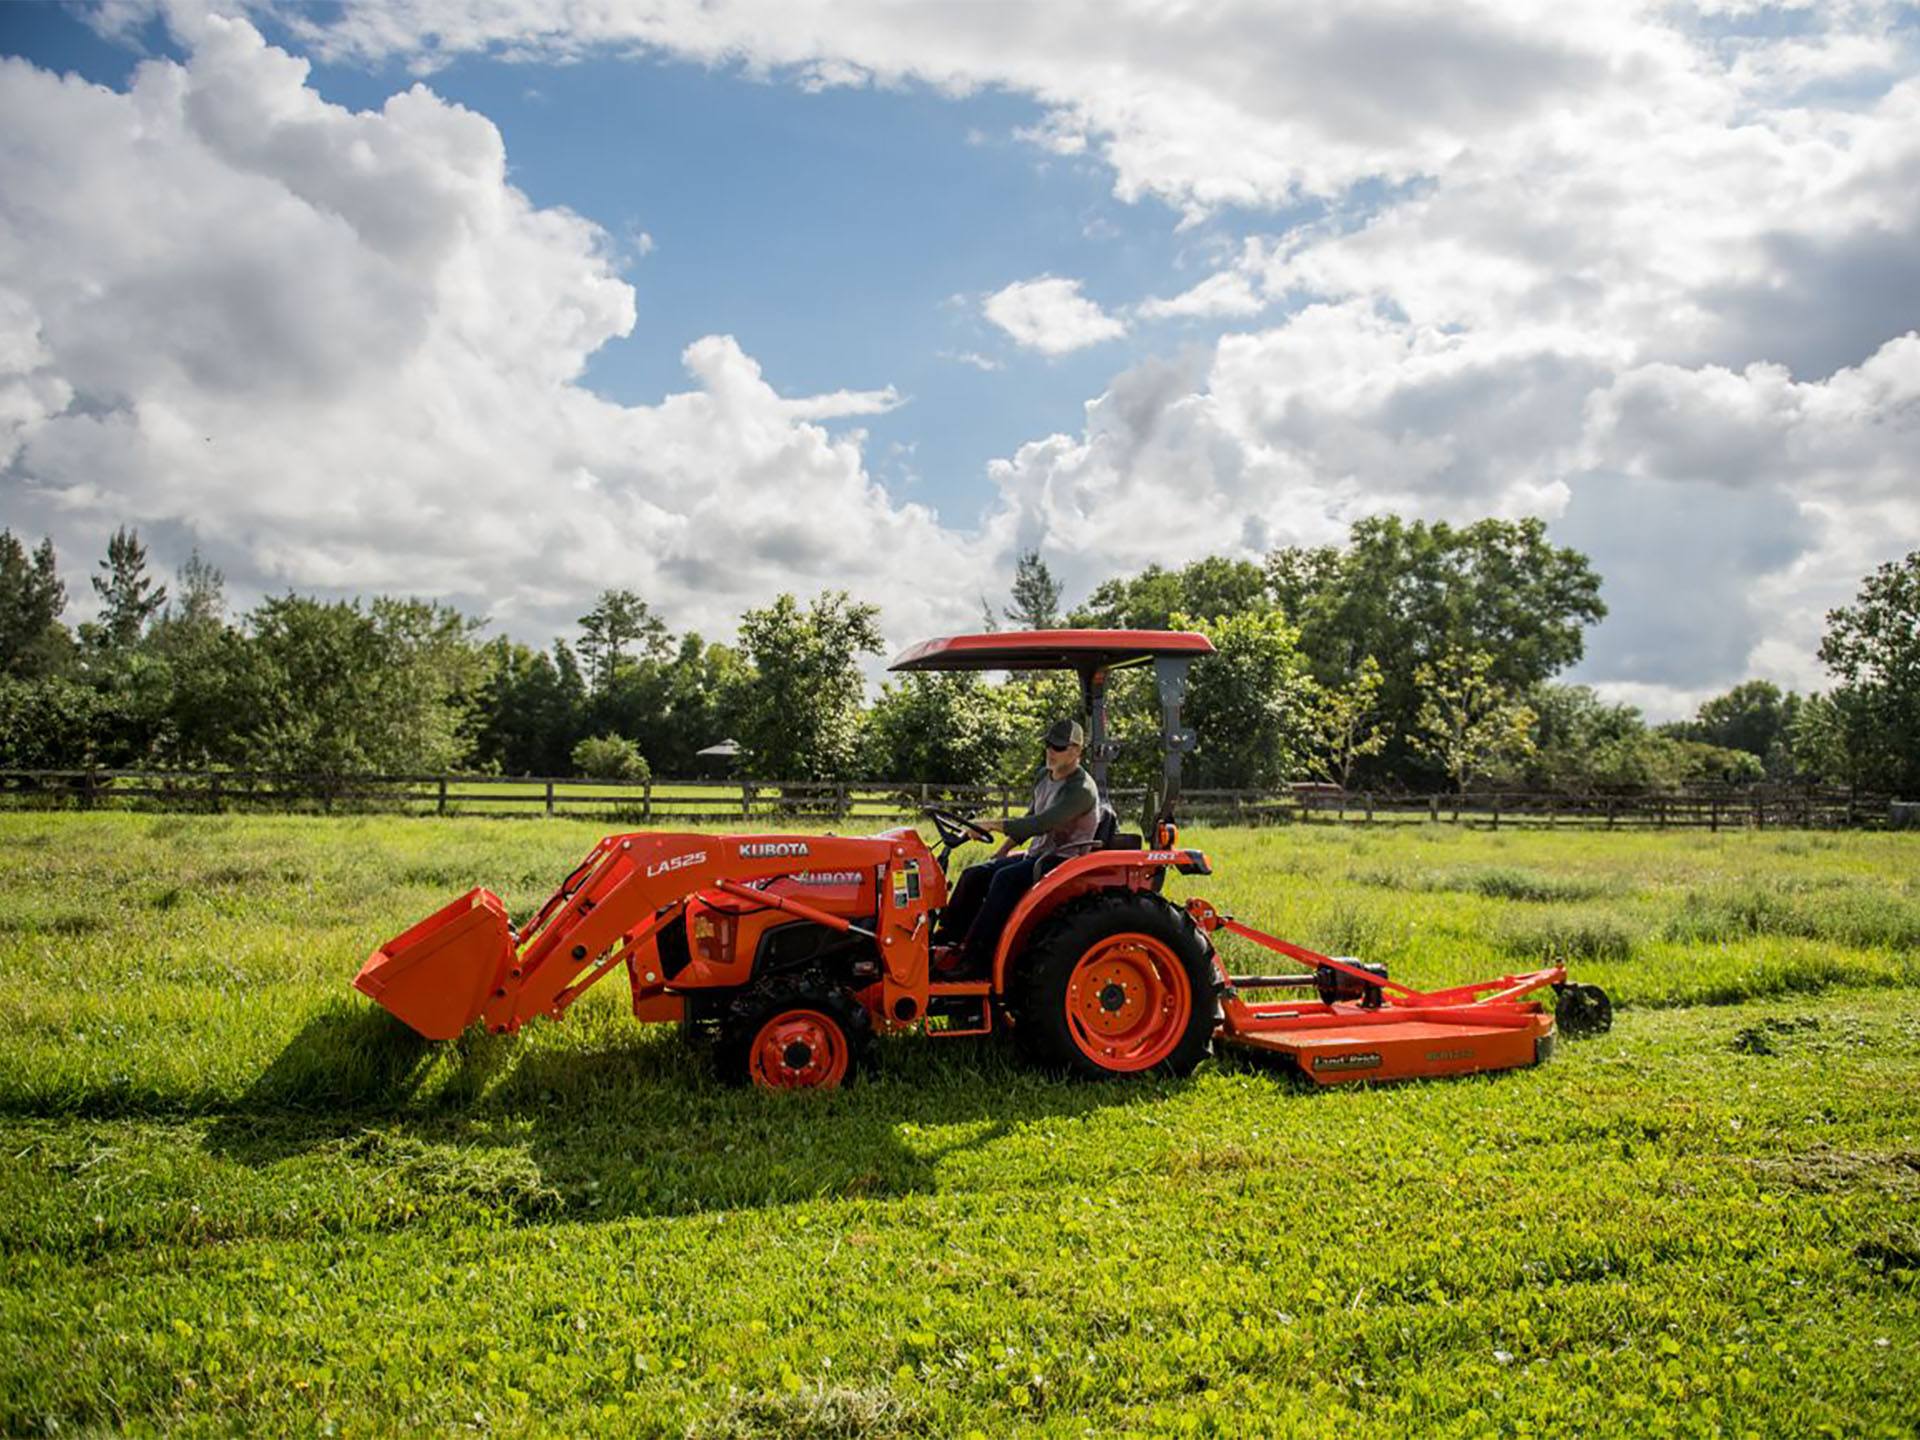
[92,527,167,647]
[577,589,669,693]
[1005,549,1063,630]
[173,549,225,626]
[0,531,71,678]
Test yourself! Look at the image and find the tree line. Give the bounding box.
[0,518,1913,796]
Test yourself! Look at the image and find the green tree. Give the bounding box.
[90,527,168,648]
[148,621,256,769]
[467,638,587,776]
[1304,655,1390,788]
[0,531,73,679]
[244,595,482,787]
[1788,693,1864,788]
[1411,649,1538,793]
[864,673,1032,787]
[1272,517,1603,775]
[735,591,883,780]
[571,733,650,781]
[1522,684,1647,790]
[1178,608,1315,788]
[1663,680,1801,775]
[1072,556,1270,629]
[652,634,749,774]
[577,589,670,694]
[1816,551,1920,793]
[172,549,225,627]
[0,675,123,768]
[1004,549,1064,630]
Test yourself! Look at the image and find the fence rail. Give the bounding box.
[0,769,1901,830]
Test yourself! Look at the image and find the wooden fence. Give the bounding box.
[0,769,1901,830]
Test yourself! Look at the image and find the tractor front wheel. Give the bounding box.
[1011,893,1216,1080]
[716,971,873,1090]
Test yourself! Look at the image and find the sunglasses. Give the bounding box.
[1046,741,1078,752]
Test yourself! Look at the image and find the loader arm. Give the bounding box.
[356,829,939,1039]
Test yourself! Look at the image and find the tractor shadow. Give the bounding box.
[203,1001,1169,1222]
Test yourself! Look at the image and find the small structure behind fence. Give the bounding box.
[0,769,1901,830]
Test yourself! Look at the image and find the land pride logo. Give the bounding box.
[1313,1052,1382,1072]
[740,841,810,859]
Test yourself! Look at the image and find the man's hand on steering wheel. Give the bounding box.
[921,805,996,857]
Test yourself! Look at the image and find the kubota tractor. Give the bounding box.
[356,630,1611,1087]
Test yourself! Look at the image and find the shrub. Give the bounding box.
[1445,866,1608,903]
[570,733,650,782]
[1665,883,1920,951]
[1498,909,1638,964]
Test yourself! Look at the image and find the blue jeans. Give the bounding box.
[939,851,1044,967]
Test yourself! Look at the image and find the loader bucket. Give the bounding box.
[353,888,514,1040]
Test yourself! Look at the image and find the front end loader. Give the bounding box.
[355,630,1611,1087]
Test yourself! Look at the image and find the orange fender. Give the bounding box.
[989,848,1211,993]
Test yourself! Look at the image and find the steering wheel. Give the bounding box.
[921,805,995,853]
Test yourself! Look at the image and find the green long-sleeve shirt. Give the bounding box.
[1003,764,1100,856]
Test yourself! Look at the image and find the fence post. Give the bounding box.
[545,779,555,818]
[643,776,652,821]
[1491,800,1500,831]
[208,771,222,815]
[1710,799,1719,833]
[1428,795,1439,824]
[743,781,755,818]
[437,776,448,816]
[1364,791,1374,824]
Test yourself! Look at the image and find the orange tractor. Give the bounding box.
[355,630,1611,1087]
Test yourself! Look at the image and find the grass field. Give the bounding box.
[2,814,1917,1436]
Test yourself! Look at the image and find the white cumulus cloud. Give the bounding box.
[0,14,980,646]
[17,0,1920,717]
[982,277,1127,356]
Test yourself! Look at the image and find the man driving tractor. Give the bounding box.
[933,717,1101,975]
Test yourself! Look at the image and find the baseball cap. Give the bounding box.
[1044,718,1085,749]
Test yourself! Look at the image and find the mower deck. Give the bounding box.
[1216,1005,1554,1084]
[1187,898,1565,1085]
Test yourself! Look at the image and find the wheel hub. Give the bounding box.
[749,1009,848,1089]
[1062,933,1195,1072]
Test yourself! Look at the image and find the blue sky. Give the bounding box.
[1,3,1278,525]
[1,1,1916,717]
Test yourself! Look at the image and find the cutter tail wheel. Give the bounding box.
[1554,982,1614,1039]
[717,972,872,1089]
[1012,893,1215,1079]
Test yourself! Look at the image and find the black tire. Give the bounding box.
[714,970,874,1089]
[1008,892,1217,1080]
[1554,982,1613,1039]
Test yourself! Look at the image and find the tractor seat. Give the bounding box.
[1096,807,1143,850]
[1058,806,1142,859]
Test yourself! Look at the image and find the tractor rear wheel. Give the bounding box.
[1010,893,1216,1080]
[716,971,872,1090]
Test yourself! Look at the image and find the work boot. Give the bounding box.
[931,943,968,978]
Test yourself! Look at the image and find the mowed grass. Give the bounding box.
[0,814,1916,1437]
